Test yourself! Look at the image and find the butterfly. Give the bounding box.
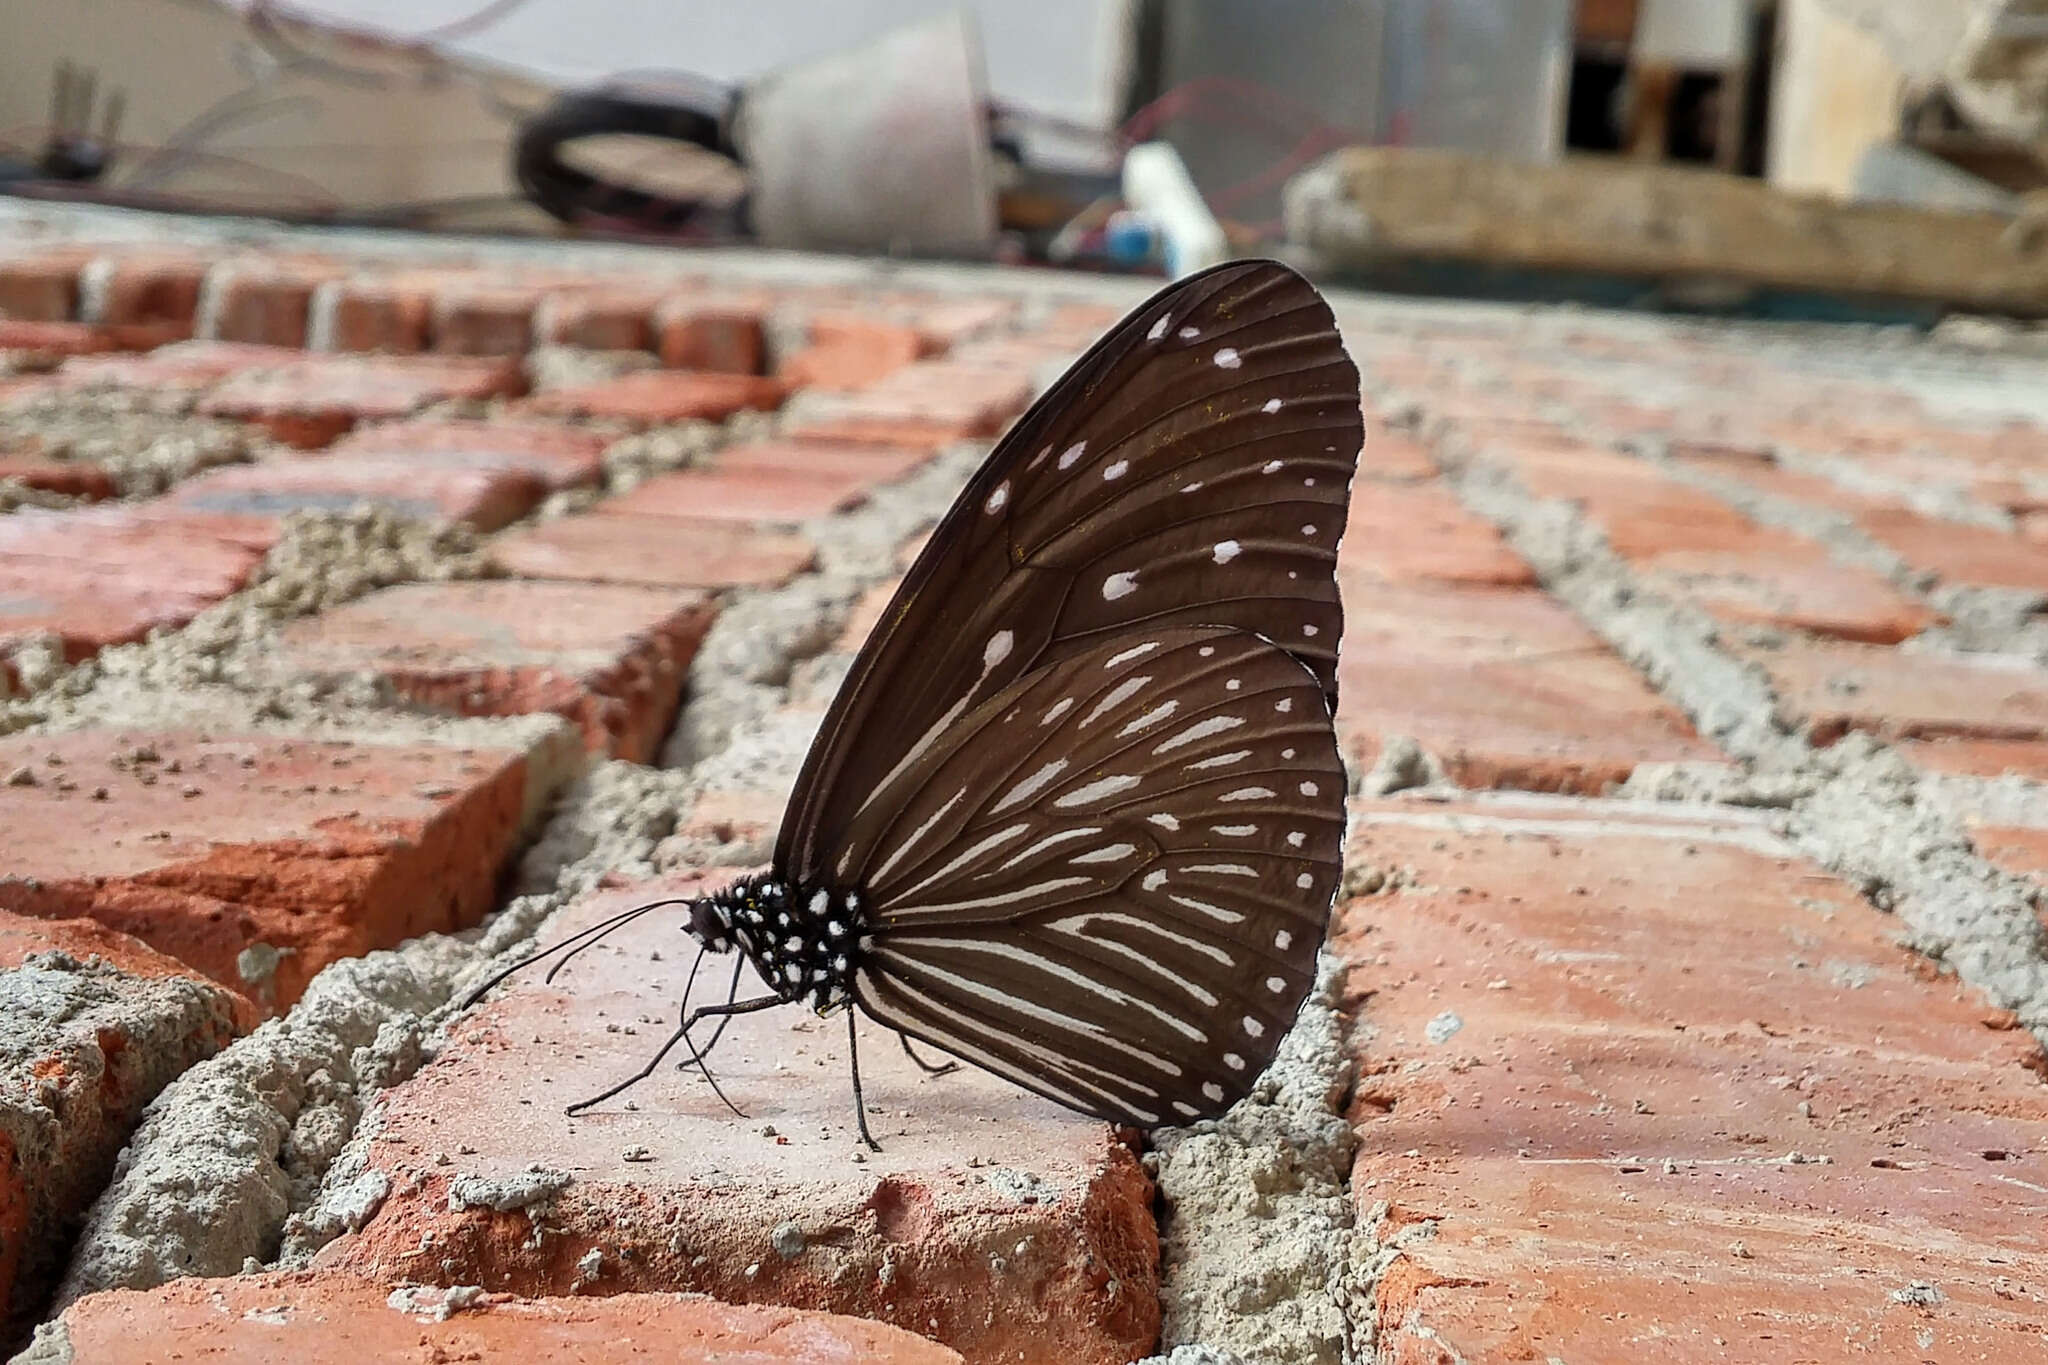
[470,259,1362,1149]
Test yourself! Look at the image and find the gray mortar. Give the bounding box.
[1431,408,2048,1039]
[1146,957,1358,1365]
[0,398,260,498]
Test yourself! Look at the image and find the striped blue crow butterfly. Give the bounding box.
[468,259,1362,1149]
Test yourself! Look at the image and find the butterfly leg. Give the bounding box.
[847,1010,883,1152]
[567,992,782,1116]
[898,1033,959,1077]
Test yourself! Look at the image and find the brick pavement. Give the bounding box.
[0,227,2044,1362]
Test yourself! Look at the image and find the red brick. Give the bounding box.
[433,283,542,355]
[95,255,208,334]
[536,287,662,351]
[525,370,787,425]
[780,318,926,391]
[836,580,900,652]
[0,320,124,357]
[1674,451,1893,515]
[1857,506,2048,591]
[0,457,115,500]
[198,353,525,447]
[596,466,868,525]
[782,414,976,451]
[857,362,1034,435]
[166,454,545,532]
[1360,423,1440,482]
[315,874,1159,1365]
[892,296,1015,349]
[0,908,250,1340]
[0,505,268,666]
[1635,544,1939,644]
[1734,636,2048,745]
[1485,439,1770,558]
[0,730,539,1010]
[1342,482,1536,587]
[48,1271,964,1364]
[278,581,717,761]
[0,252,83,321]
[714,437,932,484]
[331,418,605,489]
[207,264,336,346]
[57,340,304,393]
[663,784,788,861]
[492,513,816,590]
[1335,580,1715,792]
[320,280,431,353]
[1899,736,2048,780]
[657,301,768,374]
[1335,795,2048,1365]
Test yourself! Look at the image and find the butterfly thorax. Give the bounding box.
[690,870,867,1014]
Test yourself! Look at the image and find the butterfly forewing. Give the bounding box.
[777,260,1362,886]
[844,627,1345,1125]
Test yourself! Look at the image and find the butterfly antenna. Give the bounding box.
[459,896,696,1009]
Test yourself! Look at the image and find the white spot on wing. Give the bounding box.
[1042,697,1076,726]
[1220,786,1277,802]
[1081,675,1149,728]
[984,630,1013,669]
[1147,813,1180,831]
[1148,315,1170,341]
[1142,869,1169,891]
[1274,929,1292,950]
[1300,780,1319,797]
[1119,700,1179,736]
[991,759,1070,814]
[1244,1017,1266,1038]
[1212,823,1257,837]
[1102,571,1139,601]
[1178,325,1199,339]
[1266,976,1287,993]
[1213,347,1242,369]
[1107,642,1161,667]
[1058,441,1088,470]
[984,482,1009,514]
[1202,1081,1225,1102]
[1263,460,1283,474]
[1185,863,1257,877]
[1223,1051,1245,1070]
[1297,872,1315,889]
[1103,459,1129,481]
[1170,893,1244,924]
[1287,831,1306,847]
[1275,698,1293,714]
[1054,774,1142,808]
[997,827,1101,870]
[1303,624,1319,637]
[1185,749,1251,771]
[1155,715,1245,754]
[1262,398,1282,414]
[1212,539,1241,564]
[1071,843,1138,865]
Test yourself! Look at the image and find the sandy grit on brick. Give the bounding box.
[0,731,532,1010]
[30,1271,964,1363]
[313,875,1161,1365]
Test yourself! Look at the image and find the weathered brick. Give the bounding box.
[57,340,304,394]
[1335,580,1715,791]
[0,505,268,667]
[0,252,85,321]
[1635,545,1940,644]
[525,371,786,425]
[166,456,546,533]
[1900,736,2048,781]
[1342,482,1536,587]
[278,581,717,761]
[596,466,868,525]
[93,255,208,334]
[535,287,663,351]
[780,318,926,391]
[331,418,605,489]
[198,353,525,447]
[1359,423,1440,482]
[493,512,815,589]
[656,300,768,374]
[317,280,431,353]
[0,458,115,501]
[1858,506,2048,592]
[0,910,251,1342]
[205,263,337,346]
[1335,794,2048,1364]
[0,321,124,358]
[1735,636,2048,745]
[432,283,543,355]
[0,730,545,1009]
[44,1271,965,1363]
[713,437,932,485]
[314,874,1160,1365]
[1484,438,1769,559]
[781,414,976,452]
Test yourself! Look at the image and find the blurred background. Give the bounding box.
[3,2,2045,317]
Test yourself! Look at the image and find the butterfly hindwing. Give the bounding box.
[777,260,1362,887]
[844,626,1345,1126]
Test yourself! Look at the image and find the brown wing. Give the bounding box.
[844,627,1344,1125]
[776,259,1361,885]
